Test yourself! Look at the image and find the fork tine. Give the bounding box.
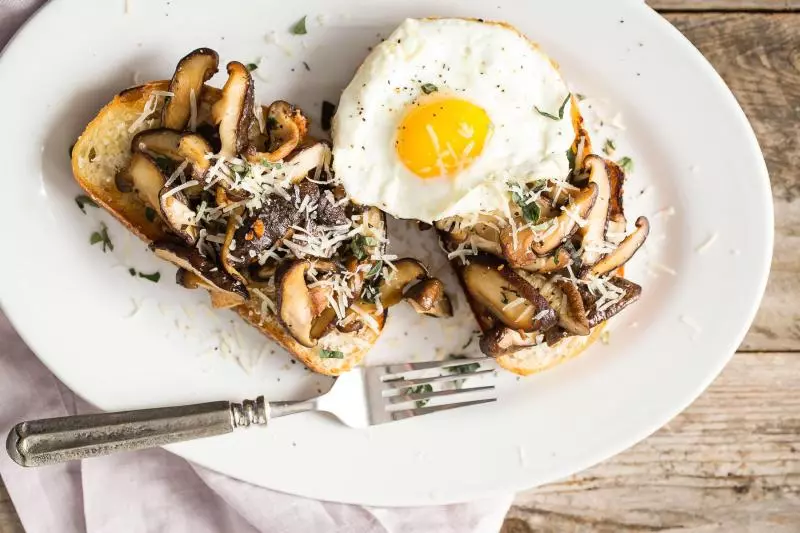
[390,398,497,421]
[382,369,495,390]
[381,357,492,376]
[385,385,495,404]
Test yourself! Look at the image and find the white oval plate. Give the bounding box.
[0,0,771,506]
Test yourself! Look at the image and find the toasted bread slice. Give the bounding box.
[71,81,382,375]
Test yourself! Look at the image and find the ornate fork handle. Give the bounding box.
[6,396,316,467]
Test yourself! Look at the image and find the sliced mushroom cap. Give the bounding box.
[114,167,135,193]
[518,248,572,273]
[162,48,219,131]
[221,211,249,284]
[480,327,540,357]
[378,258,428,307]
[131,128,183,160]
[127,152,166,210]
[531,183,597,255]
[460,256,556,332]
[153,242,247,304]
[403,278,453,318]
[245,101,309,163]
[211,61,254,158]
[282,142,330,184]
[584,277,642,327]
[275,259,339,347]
[158,187,198,245]
[518,272,591,336]
[500,183,597,261]
[579,155,612,266]
[178,133,213,181]
[588,216,650,277]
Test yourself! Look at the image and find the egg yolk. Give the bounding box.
[396,98,491,179]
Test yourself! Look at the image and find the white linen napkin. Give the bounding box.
[0,3,514,531]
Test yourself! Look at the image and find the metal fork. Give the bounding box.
[6,358,496,467]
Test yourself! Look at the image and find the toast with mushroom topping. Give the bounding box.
[71,48,452,375]
[435,98,649,375]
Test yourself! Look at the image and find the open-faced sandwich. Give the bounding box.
[71,48,452,376]
[332,18,649,375]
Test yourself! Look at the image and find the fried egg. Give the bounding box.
[332,18,581,223]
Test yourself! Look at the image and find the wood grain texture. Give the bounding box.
[0,479,22,533]
[650,0,800,11]
[508,353,800,533]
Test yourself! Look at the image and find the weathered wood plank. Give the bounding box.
[651,0,800,10]
[0,478,23,533]
[507,352,800,533]
[663,13,800,351]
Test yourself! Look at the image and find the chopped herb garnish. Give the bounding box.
[88,147,97,162]
[128,268,136,276]
[138,271,161,283]
[145,206,157,223]
[534,93,570,121]
[421,83,438,95]
[321,100,336,131]
[360,283,380,304]
[448,362,480,375]
[153,155,173,174]
[350,234,377,260]
[575,93,587,101]
[266,116,279,130]
[406,384,433,408]
[303,61,311,71]
[603,138,616,156]
[553,249,561,264]
[566,146,577,172]
[246,62,258,71]
[365,260,383,280]
[75,195,97,214]
[89,222,113,252]
[290,15,308,35]
[69,143,75,159]
[511,190,540,224]
[617,156,634,173]
[320,349,344,359]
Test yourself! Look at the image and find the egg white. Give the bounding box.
[333,18,578,223]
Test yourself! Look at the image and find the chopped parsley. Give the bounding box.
[448,362,481,375]
[365,260,383,280]
[421,83,438,95]
[511,190,540,224]
[128,268,136,276]
[290,15,308,35]
[321,100,336,131]
[75,195,97,214]
[138,271,161,283]
[360,283,380,304]
[153,155,173,175]
[89,223,113,252]
[566,146,577,172]
[603,138,616,156]
[534,93,570,121]
[406,384,433,408]
[266,116,279,130]
[617,156,634,173]
[350,234,377,260]
[320,349,344,359]
[246,62,258,72]
[145,206,157,223]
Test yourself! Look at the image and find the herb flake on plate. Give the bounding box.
[75,194,97,214]
[535,93,570,121]
[406,384,434,408]
[617,156,634,173]
[290,15,308,35]
[138,271,161,283]
[320,349,344,359]
[89,222,113,252]
[603,138,616,156]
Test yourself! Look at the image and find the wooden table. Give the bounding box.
[1,2,798,532]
